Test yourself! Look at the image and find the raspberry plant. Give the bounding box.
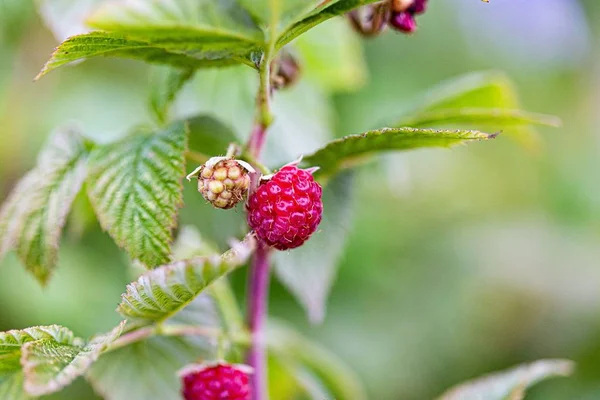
[0,1,574,399]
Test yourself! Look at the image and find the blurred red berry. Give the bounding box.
[247,165,323,250]
[181,363,250,400]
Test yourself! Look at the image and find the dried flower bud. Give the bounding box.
[271,50,301,91]
[347,3,390,37]
[186,157,255,209]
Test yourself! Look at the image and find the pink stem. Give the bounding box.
[247,123,267,161]
[247,242,271,400]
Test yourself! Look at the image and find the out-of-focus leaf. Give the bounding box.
[276,0,380,49]
[35,0,104,41]
[274,172,354,323]
[304,127,497,182]
[21,322,124,396]
[437,359,575,400]
[86,0,262,64]
[0,326,79,400]
[117,235,255,323]
[88,296,222,400]
[0,0,35,44]
[268,321,367,400]
[398,108,562,129]
[88,336,208,400]
[149,67,195,125]
[36,32,237,80]
[87,122,188,268]
[0,128,88,285]
[295,16,367,93]
[186,115,238,159]
[403,71,553,150]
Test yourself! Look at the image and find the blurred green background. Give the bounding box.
[1,0,600,399]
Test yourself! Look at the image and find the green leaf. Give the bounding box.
[21,321,124,396]
[86,0,262,64]
[149,66,195,125]
[276,0,380,50]
[294,16,367,93]
[88,336,206,400]
[0,326,78,400]
[117,235,255,323]
[89,295,222,400]
[413,71,522,111]
[187,115,238,160]
[274,171,354,323]
[398,108,562,130]
[437,359,575,400]
[87,122,188,268]
[268,321,367,400]
[36,32,236,80]
[402,71,557,150]
[0,128,88,284]
[304,127,497,182]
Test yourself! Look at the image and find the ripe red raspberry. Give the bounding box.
[247,165,323,250]
[180,363,251,400]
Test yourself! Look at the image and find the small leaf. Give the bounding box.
[88,295,222,400]
[36,32,235,80]
[117,235,255,323]
[304,127,497,182]
[437,359,575,400]
[277,0,380,50]
[86,0,262,65]
[187,115,238,158]
[398,108,562,129]
[21,321,125,396]
[0,128,88,284]
[0,325,78,400]
[274,171,354,323]
[87,122,188,268]
[149,66,195,125]
[88,336,206,400]
[268,321,367,400]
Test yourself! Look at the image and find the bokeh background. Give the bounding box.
[1,0,600,399]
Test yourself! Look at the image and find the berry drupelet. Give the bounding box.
[247,165,323,250]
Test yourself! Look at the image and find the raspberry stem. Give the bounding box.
[247,241,271,400]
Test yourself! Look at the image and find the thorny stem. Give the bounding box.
[246,242,271,400]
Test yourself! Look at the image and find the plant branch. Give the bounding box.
[247,242,271,400]
[246,52,273,160]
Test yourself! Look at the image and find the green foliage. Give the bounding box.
[0,325,80,399]
[117,235,255,323]
[274,171,355,323]
[400,71,555,149]
[0,128,88,284]
[36,32,227,80]
[305,127,497,182]
[149,67,195,125]
[437,359,574,400]
[87,122,188,268]
[21,322,124,396]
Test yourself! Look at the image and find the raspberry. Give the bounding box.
[180,363,251,400]
[247,165,323,250]
[389,0,427,33]
[187,157,254,209]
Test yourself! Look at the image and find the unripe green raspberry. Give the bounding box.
[187,157,254,210]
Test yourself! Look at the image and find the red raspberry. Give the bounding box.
[247,165,323,250]
[180,363,251,400]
